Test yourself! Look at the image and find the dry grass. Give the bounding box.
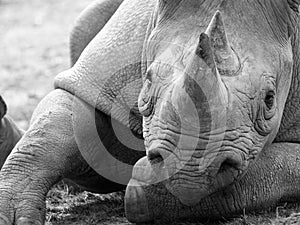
[0,0,300,224]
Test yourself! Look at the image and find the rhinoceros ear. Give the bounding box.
[0,96,7,119]
[203,11,240,76]
[288,0,300,13]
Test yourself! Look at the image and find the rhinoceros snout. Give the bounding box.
[129,148,244,208]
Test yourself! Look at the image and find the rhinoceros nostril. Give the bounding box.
[148,150,164,166]
[218,157,240,174]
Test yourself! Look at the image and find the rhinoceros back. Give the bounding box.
[54,0,155,127]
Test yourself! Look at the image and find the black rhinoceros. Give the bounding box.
[0,0,300,224]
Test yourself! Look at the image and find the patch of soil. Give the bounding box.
[0,0,91,130]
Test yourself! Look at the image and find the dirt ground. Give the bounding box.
[1,0,300,224]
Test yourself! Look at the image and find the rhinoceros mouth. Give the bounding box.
[214,159,242,186]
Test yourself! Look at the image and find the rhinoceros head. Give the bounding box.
[133,0,299,206]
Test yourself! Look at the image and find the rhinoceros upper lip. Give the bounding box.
[125,179,152,223]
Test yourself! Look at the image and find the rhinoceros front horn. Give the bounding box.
[183,11,238,107]
[203,10,240,76]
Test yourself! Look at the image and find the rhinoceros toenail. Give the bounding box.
[16,217,41,225]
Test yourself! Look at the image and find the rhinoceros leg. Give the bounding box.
[64,0,125,190]
[69,0,124,66]
[0,0,124,189]
[0,0,124,173]
[125,142,300,222]
[0,89,144,225]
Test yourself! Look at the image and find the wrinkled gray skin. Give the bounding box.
[0,98,24,169]
[0,0,300,224]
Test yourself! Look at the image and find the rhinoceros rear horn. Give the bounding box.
[200,11,240,76]
[0,96,7,119]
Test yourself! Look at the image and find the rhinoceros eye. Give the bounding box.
[264,90,275,110]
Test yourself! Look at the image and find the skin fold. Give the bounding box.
[0,0,299,224]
